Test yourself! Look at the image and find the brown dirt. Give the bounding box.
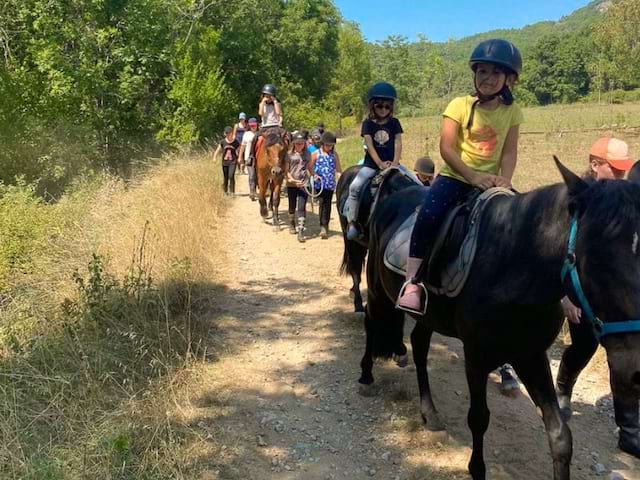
[198,175,640,480]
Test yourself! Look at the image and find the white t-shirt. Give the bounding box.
[241,130,256,161]
[261,102,281,127]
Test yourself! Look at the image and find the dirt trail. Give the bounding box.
[201,175,639,480]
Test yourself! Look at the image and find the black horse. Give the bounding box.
[336,165,422,313]
[359,159,640,479]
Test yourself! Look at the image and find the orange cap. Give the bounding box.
[589,137,632,171]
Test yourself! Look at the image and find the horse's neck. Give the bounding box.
[481,183,570,302]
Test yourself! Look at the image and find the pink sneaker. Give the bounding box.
[396,283,425,313]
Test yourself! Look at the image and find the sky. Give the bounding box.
[333,0,593,43]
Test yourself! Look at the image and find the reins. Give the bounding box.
[561,215,640,340]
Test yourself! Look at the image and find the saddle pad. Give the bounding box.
[383,187,515,297]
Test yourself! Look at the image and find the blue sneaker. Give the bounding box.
[346,222,360,241]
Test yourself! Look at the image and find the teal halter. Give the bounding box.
[561,215,640,340]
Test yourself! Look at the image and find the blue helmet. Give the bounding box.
[367,82,398,102]
[470,39,522,76]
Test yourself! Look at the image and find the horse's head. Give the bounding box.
[264,133,286,177]
[557,156,640,401]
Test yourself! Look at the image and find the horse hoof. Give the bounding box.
[358,383,378,397]
[393,353,409,368]
[422,413,445,432]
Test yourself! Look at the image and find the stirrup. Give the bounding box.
[396,279,428,315]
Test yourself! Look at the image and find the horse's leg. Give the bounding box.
[411,322,445,431]
[359,306,375,387]
[465,356,491,480]
[346,241,367,313]
[272,180,281,229]
[511,354,572,480]
[258,173,269,219]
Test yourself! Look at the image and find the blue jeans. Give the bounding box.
[409,175,473,259]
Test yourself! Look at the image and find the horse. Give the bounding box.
[255,132,287,228]
[336,165,422,313]
[358,158,640,479]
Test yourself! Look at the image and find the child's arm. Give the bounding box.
[392,133,402,166]
[334,150,343,174]
[274,100,283,125]
[440,117,496,190]
[258,98,266,117]
[496,125,520,187]
[363,135,389,169]
[309,150,319,174]
[212,145,221,161]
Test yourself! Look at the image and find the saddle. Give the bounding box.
[384,187,515,297]
[251,127,287,161]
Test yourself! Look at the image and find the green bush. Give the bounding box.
[0,181,59,288]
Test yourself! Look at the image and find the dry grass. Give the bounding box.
[0,151,229,479]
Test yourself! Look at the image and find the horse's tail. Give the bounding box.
[339,240,366,277]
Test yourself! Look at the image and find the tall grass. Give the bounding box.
[0,152,226,479]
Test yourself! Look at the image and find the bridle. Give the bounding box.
[561,214,640,340]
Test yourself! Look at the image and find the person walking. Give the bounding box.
[310,131,342,239]
[212,126,241,195]
[286,132,311,242]
[238,118,259,200]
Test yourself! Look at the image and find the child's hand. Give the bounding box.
[380,161,392,169]
[469,172,497,190]
[494,176,512,188]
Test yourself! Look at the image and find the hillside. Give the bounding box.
[437,0,608,61]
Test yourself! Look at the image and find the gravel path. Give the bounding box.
[200,175,639,480]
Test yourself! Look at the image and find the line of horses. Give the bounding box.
[336,159,640,480]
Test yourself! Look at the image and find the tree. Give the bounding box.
[328,22,371,125]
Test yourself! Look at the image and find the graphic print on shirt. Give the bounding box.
[468,125,497,158]
[373,129,390,147]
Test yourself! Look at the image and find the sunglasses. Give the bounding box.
[374,103,392,111]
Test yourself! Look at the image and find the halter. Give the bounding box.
[561,215,640,340]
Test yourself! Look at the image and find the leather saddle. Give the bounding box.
[385,187,515,297]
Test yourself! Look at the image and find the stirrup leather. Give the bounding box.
[396,279,428,315]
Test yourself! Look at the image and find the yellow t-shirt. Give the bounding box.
[439,95,524,183]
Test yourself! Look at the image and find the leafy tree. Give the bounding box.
[327,22,371,125]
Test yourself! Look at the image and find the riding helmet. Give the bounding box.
[469,39,522,76]
[292,132,306,143]
[262,84,277,96]
[238,112,247,120]
[414,156,435,175]
[321,131,337,145]
[367,82,398,102]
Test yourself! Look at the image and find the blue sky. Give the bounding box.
[333,0,592,43]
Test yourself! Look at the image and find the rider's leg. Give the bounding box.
[613,396,640,458]
[346,166,378,240]
[397,176,472,312]
[556,319,598,420]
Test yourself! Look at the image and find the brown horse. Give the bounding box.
[256,132,287,228]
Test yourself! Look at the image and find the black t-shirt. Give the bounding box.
[361,117,403,169]
[220,138,240,166]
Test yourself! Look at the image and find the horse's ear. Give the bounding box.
[554,155,588,197]
[628,160,640,184]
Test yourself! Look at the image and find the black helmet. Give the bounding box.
[414,156,435,175]
[367,82,397,102]
[310,129,322,140]
[292,132,306,143]
[262,83,277,96]
[321,131,336,144]
[469,39,522,76]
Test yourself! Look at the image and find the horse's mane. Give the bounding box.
[264,133,282,147]
[580,180,640,239]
